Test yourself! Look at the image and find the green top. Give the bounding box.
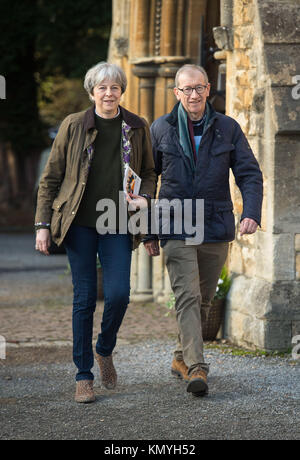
[73,112,123,229]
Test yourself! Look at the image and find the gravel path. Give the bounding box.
[0,233,299,441]
[1,340,300,440]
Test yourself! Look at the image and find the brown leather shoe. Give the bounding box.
[75,380,96,403]
[186,367,208,396]
[95,353,117,389]
[171,358,189,382]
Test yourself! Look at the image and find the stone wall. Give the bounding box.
[224,0,300,350]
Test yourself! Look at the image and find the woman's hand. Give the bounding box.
[126,193,148,211]
[35,229,51,256]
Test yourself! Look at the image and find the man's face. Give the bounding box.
[174,70,210,120]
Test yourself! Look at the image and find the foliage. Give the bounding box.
[38,77,90,127]
[0,0,112,157]
[35,0,111,80]
[165,292,176,317]
[213,265,231,300]
[0,0,45,155]
[205,342,292,358]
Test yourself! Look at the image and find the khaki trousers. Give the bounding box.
[163,239,229,374]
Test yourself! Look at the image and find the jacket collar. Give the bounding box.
[83,105,145,131]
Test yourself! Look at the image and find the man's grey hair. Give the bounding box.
[175,64,209,87]
[84,61,127,99]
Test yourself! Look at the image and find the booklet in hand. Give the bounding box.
[123,165,141,196]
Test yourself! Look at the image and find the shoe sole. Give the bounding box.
[75,396,96,404]
[192,391,208,397]
[171,368,189,382]
[186,378,208,396]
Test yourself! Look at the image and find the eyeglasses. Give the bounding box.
[177,85,208,96]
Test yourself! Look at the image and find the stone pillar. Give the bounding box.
[131,245,154,303]
[109,0,212,306]
[107,0,130,66]
[130,58,184,302]
[131,0,151,57]
[125,0,199,303]
[160,0,177,56]
[132,64,157,123]
[129,63,157,302]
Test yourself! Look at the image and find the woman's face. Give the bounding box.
[92,79,122,118]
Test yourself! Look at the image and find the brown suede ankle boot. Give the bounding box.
[171,357,189,382]
[186,366,208,397]
[95,353,117,389]
[75,380,96,403]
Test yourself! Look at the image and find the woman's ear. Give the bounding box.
[89,89,95,102]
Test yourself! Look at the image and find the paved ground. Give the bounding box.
[0,232,177,344]
[0,232,300,441]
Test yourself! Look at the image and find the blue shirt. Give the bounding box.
[192,112,207,156]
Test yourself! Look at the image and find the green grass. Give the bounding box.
[204,341,292,358]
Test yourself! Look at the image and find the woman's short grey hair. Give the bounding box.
[84,62,127,98]
[175,64,209,87]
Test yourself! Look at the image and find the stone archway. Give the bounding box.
[109,0,300,351]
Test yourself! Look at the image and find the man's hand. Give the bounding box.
[144,239,160,257]
[240,218,258,236]
[35,228,51,256]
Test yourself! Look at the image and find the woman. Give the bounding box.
[35,62,156,403]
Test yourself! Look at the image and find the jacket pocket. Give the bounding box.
[214,201,233,212]
[212,201,235,240]
[51,197,68,238]
[211,143,235,156]
[52,197,68,212]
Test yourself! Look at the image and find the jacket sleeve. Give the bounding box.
[35,116,70,225]
[150,121,163,176]
[141,121,164,243]
[138,121,157,203]
[230,121,263,225]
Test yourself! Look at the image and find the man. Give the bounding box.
[144,64,263,397]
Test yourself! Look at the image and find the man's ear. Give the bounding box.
[173,87,180,101]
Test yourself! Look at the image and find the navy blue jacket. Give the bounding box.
[149,102,263,244]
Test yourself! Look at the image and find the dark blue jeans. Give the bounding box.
[64,225,132,381]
